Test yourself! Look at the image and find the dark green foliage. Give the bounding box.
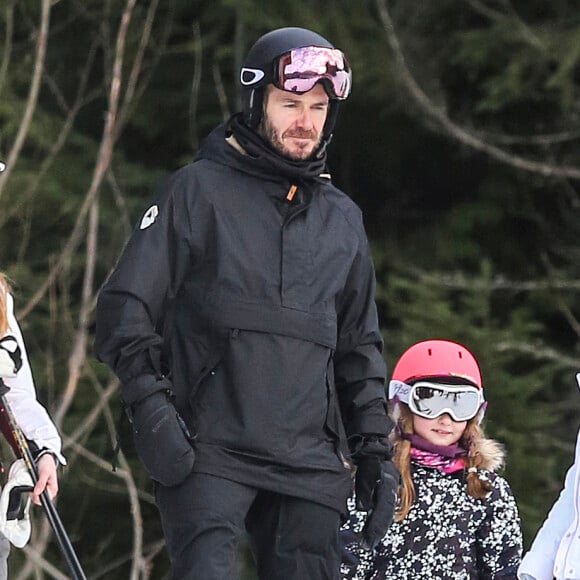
[0,0,579,576]
[376,255,579,544]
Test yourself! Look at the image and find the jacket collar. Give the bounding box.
[195,114,331,185]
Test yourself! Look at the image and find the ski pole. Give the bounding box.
[0,382,87,580]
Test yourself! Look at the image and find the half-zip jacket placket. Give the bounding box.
[280,184,314,310]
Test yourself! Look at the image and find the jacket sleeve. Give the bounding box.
[94,169,197,406]
[2,293,65,464]
[334,231,392,440]
[518,459,576,580]
[478,474,523,578]
[339,494,373,580]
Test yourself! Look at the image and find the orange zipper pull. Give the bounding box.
[286,184,297,201]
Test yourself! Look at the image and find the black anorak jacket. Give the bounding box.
[95,115,392,510]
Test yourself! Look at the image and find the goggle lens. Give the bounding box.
[408,382,483,422]
[275,47,352,100]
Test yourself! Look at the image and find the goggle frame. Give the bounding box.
[389,380,485,422]
[274,46,352,100]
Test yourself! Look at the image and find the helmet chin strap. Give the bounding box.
[314,139,329,159]
[322,101,339,140]
[246,88,264,128]
[313,99,339,158]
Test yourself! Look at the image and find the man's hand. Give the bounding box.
[355,457,399,550]
[32,453,59,505]
[352,434,400,551]
[130,389,195,487]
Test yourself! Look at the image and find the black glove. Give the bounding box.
[129,389,195,487]
[356,457,399,550]
[353,436,400,551]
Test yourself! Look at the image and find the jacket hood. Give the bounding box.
[469,436,505,472]
[194,113,330,184]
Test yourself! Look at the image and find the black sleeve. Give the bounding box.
[94,169,198,405]
[334,233,393,439]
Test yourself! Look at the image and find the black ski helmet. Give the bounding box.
[239,27,351,143]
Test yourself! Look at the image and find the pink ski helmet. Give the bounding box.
[390,339,482,389]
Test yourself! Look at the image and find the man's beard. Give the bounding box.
[258,117,322,161]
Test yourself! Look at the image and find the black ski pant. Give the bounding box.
[155,472,342,580]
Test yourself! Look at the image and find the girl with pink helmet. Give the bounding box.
[340,339,523,579]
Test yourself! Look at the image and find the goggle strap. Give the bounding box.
[388,379,411,403]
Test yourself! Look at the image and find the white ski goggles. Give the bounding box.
[389,380,485,422]
[274,46,352,100]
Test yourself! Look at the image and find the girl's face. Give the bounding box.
[412,412,467,446]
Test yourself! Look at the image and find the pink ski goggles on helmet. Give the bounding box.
[274,46,352,100]
[389,380,485,422]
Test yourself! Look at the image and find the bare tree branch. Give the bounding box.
[375,0,580,181]
[462,0,546,50]
[494,340,580,368]
[68,375,119,446]
[55,198,98,426]
[116,0,161,135]
[213,60,230,123]
[476,127,580,147]
[189,21,202,153]
[17,545,69,580]
[0,41,100,230]
[83,356,150,579]
[540,254,580,339]
[407,267,580,291]
[54,0,138,427]
[66,384,149,580]
[500,0,546,50]
[0,0,15,99]
[0,0,51,198]
[462,0,505,21]
[107,169,133,239]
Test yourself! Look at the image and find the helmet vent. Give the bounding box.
[458,351,463,359]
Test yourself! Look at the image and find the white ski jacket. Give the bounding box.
[518,374,580,580]
[1,292,65,465]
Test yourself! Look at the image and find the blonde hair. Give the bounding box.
[0,273,8,335]
[392,403,494,520]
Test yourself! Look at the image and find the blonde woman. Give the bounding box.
[0,274,65,579]
[341,339,522,579]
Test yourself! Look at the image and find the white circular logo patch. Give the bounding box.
[140,205,159,229]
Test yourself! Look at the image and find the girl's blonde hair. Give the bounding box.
[393,403,494,521]
[0,273,8,335]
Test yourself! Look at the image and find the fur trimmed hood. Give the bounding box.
[470,436,505,472]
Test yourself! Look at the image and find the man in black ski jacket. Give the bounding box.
[95,26,398,580]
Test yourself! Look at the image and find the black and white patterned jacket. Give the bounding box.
[340,440,522,579]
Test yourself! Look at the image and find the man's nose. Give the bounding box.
[296,108,314,128]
